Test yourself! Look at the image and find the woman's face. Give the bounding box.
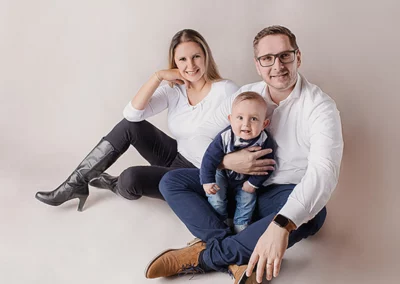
[174,41,206,83]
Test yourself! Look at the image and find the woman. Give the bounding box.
[35,29,239,211]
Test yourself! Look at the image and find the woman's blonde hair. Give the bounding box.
[168,29,222,87]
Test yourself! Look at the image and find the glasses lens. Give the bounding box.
[258,51,296,67]
[279,51,295,63]
[258,54,275,67]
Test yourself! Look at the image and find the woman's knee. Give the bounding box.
[117,167,143,200]
[118,119,146,137]
[104,119,146,152]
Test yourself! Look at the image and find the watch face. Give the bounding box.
[274,214,289,227]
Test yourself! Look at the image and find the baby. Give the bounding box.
[200,91,275,233]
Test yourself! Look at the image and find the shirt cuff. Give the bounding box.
[278,197,310,228]
[200,177,217,185]
[247,181,259,189]
[123,101,145,121]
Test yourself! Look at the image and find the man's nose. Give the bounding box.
[272,56,285,70]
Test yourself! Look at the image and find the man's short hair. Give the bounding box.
[233,91,268,118]
[253,25,298,56]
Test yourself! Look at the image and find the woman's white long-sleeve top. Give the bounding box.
[123,79,239,167]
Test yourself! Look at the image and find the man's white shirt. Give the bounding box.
[189,73,344,227]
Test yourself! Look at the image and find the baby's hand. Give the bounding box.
[203,183,220,195]
[242,181,256,193]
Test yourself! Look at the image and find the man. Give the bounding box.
[145,26,344,284]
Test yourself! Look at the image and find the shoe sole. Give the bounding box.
[144,238,203,278]
[238,272,257,284]
[35,194,88,211]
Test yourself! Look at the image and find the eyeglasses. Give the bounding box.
[256,49,298,67]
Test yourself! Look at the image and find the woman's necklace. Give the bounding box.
[187,79,209,106]
[188,79,207,92]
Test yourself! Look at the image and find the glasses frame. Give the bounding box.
[256,49,298,67]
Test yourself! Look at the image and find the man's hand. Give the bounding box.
[242,181,256,193]
[203,183,220,195]
[246,222,289,283]
[221,146,275,175]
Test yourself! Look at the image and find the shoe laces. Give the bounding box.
[178,263,205,280]
[228,269,234,279]
[227,266,243,280]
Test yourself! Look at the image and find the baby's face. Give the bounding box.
[229,99,269,140]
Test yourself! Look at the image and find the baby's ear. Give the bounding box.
[228,114,232,123]
[263,119,270,128]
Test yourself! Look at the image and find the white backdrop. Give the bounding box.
[1,1,399,283]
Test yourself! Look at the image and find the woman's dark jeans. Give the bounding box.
[103,119,195,200]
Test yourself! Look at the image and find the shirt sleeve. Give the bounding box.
[247,132,276,188]
[224,80,240,99]
[278,100,344,227]
[122,85,172,122]
[199,133,225,185]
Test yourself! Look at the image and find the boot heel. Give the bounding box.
[77,196,88,212]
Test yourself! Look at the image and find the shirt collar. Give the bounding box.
[263,73,302,104]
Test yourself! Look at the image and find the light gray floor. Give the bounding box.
[1,1,399,283]
[0,155,396,284]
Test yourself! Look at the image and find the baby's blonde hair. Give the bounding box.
[232,91,268,118]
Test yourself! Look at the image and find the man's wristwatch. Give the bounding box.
[273,214,297,233]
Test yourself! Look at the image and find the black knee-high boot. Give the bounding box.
[35,139,121,211]
[88,173,119,194]
[88,173,141,200]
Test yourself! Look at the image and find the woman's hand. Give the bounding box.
[221,146,275,175]
[158,69,190,88]
[131,69,189,110]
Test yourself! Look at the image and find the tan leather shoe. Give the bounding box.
[145,240,206,278]
[228,264,258,284]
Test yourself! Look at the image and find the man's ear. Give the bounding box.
[296,50,302,68]
[263,118,270,128]
[254,57,262,76]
